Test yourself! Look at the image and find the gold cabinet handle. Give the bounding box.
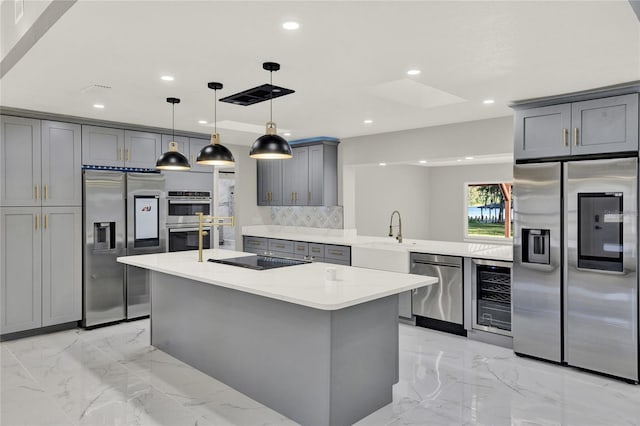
[308,191,311,202]
[44,184,48,200]
[563,128,568,147]
[268,192,272,202]
[118,146,123,161]
[291,192,295,202]
[35,214,39,230]
[294,192,298,202]
[573,128,579,146]
[44,214,48,230]
[328,249,343,256]
[126,148,131,161]
[35,184,39,200]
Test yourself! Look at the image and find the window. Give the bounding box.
[466,183,512,240]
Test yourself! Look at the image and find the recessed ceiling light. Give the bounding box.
[93,104,104,109]
[465,156,474,160]
[283,132,291,136]
[419,160,427,164]
[161,75,174,81]
[198,120,207,124]
[483,99,495,104]
[407,69,421,76]
[379,162,387,166]
[282,21,300,30]
[456,159,462,162]
[364,119,373,124]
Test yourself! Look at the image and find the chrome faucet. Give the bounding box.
[388,210,403,243]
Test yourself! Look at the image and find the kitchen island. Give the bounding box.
[118,249,435,426]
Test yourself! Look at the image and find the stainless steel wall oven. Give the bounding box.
[166,191,212,226]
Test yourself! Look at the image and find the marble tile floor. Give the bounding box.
[1,319,640,426]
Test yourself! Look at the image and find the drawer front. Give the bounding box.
[268,238,294,254]
[244,236,268,252]
[308,243,325,259]
[324,244,351,263]
[293,241,309,256]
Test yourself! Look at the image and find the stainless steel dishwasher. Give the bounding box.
[411,253,465,335]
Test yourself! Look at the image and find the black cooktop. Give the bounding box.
[207,255,309,270]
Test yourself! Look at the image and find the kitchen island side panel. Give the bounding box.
[150,271,398,426]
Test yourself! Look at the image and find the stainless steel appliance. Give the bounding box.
[513,157,638,381]
[166,190,212,252]
[411,253,465,335]
[166,191,211,226]
[82,170,166,327]
[471,258,512,337]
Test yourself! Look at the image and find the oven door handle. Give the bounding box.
[168,200,211,204]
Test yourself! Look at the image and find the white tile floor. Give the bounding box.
[1,320,640,426]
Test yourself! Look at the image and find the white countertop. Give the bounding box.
[242,225,513,261]
[117,249,436,311]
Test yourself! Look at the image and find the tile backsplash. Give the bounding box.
[270,206,343,229]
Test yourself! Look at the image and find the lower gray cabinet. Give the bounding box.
[242,235,351,265]
[0,206,81,335]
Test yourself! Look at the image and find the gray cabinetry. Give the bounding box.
[257,159,283,205]
[124,130,162,169]
[242,235,350,265]
[42,121,82,206]
[243,236,268,254]
[0,208,42,334]
[1,117,81,207]
[0,206,82,335]
[283,146,309,205]
[0,116,41,207]
[514,93,639,160]
[82,125,124,167]
[41,207,82,326]
[83,126,162,168]
[257,139,338,206]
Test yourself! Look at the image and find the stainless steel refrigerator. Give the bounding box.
[513,157,638,381]
[82,170,166,327]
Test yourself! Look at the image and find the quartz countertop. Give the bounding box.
[117,249,435,311]
[242,225,513,261]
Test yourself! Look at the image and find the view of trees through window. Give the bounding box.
[466,183,512,239]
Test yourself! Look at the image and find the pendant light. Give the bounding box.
[156,97,191,171]
[196,82,235,166]
[249,62,292,159]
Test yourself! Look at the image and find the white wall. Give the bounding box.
[354,165,430,239]
[427,162,513,243]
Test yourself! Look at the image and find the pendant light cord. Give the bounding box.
[270,70,273,123]
[213,89,217,134]
[172,103,175,141]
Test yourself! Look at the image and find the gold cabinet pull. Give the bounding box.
[44,184,48,200]
[269,192,272,202]
[44,214,48,230]
[573,128,579,146]
[126,148,131,161]
[35,214,39,230]
[328,249,343,255]
[34,184,39,200]
[291,192,295,202]
[308,191,311,202]
[563,128,569,147]
[118,146,123,161]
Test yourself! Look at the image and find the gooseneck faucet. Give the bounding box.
[388,210,403,243]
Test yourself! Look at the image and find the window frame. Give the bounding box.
[463,181,513,243]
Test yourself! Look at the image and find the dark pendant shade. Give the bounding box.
[249,133,292,159]
[156,146,191,171]
[197,140,235,166]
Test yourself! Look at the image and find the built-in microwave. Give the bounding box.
[166,191,212,226]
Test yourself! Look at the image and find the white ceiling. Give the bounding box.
[1,0,639,146]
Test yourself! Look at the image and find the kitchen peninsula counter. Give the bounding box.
[117,249,435,426]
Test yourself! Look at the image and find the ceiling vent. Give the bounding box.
[219,84,295,106]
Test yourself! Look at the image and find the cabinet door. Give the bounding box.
[283,146,308,205]
[41,121,82,206]
[0,207,42,334]
[124,130,161,169]
[41,207,82,326]
[308,144,324,206]
[82,125,125,167]
[257,159,283,206]
[0,116,41,207]
[571,94,639,156]
[189,137,213,173]
[514,104,571,160]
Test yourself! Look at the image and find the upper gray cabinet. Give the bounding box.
[260,139,338,206]
[1,116,81,207]
[82,125,161,169]
[161,135,212,173]
[514,93,639,160]
[257,159,283,206]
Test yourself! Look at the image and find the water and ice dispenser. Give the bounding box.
[94,222,115,251]
[522,229,550,265]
